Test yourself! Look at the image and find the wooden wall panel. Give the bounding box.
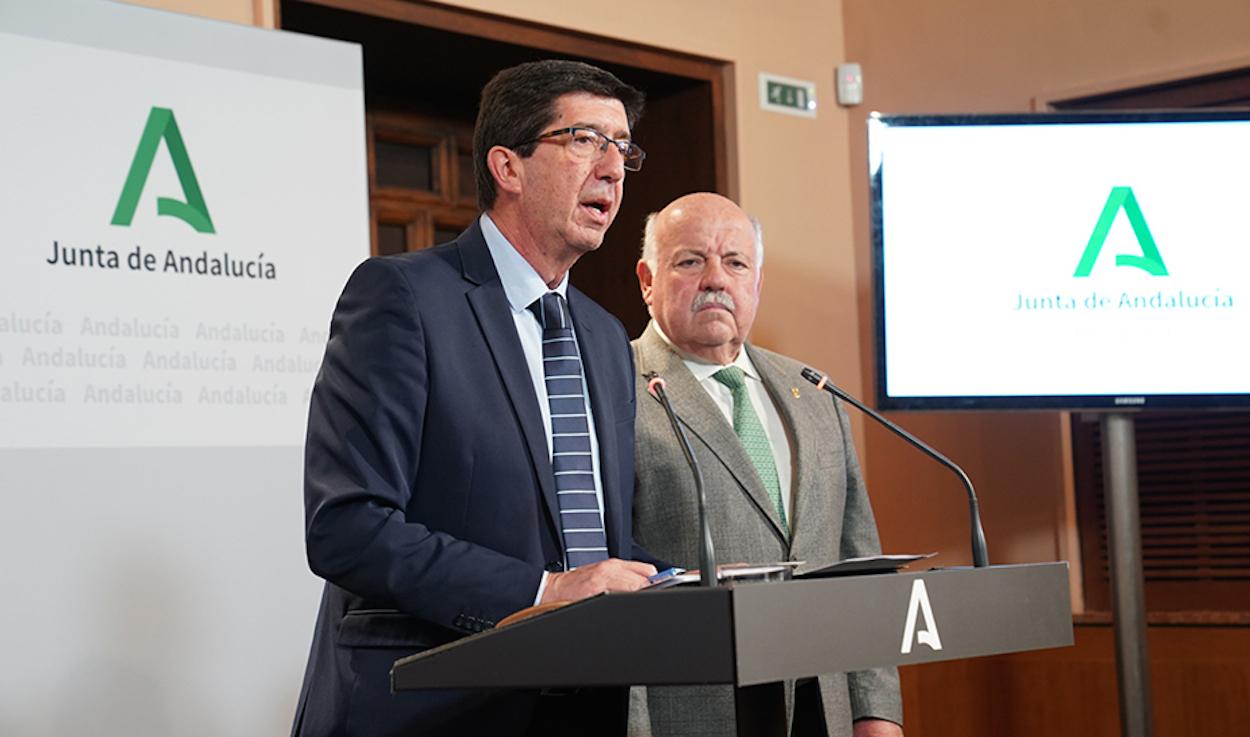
[899,624,1250,737]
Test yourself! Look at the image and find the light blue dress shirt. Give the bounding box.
[479,214,608,600]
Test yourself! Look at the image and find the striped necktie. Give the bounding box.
[530,292,608,569]
[712,365,788,535]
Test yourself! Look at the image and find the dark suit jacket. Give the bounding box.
[292,220,644,737]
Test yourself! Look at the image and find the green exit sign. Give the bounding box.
[759,73,817,118]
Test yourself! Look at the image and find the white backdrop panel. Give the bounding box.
[0,2,368,734]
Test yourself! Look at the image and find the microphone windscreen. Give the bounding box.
[646,374,667,398]
[800,367,830,391]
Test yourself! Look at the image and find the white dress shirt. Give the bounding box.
[479,214,607,599]
[652,323,794,521]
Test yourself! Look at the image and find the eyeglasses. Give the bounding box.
[515,127,646,172]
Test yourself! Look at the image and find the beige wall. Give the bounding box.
[844,0,1250,112]
[121,0,254,25]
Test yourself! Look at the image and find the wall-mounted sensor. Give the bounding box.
[836,63,863,106]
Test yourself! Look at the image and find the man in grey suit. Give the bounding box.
[629,193,904,737]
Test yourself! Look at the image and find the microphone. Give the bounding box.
[800,367,990,568]
[643,372,719,587]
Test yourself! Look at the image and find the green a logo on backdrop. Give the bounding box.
[111,107,215,234]
[1073,186,1166,277]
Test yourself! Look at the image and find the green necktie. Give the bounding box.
[712,366,788,534]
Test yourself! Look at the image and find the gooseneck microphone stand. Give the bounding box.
[800,367,989,568]
[644,372,718,587]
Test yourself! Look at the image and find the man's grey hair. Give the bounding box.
[640,211,765,270]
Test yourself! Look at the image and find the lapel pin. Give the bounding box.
[790,387,801,399]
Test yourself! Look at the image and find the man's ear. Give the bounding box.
[636,259,655,306]
[486,145,523,198]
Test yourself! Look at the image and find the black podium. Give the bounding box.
[392,563,1073,736]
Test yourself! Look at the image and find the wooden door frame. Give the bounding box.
[279,0,738,201]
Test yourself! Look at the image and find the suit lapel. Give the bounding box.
[459,224,560,542]
[635,323,788,541]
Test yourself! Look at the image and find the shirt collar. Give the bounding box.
[651,320,761,384]
[480,213,568,314]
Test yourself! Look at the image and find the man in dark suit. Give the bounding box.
[630,193,903,737]
[292,60,658,737]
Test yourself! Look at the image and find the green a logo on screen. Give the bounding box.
[111,107,215,234]
[1073,186,1167,277]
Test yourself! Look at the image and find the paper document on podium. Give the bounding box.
[796,553,934,579]
[644,562,799,590]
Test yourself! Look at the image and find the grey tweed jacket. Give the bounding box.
[630,322,902,737]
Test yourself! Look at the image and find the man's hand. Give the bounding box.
[853,718,903,737]
[541,558,657,604]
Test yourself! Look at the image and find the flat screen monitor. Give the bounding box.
[869,111,1250,410]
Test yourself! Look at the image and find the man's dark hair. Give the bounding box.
[473,59,645,210]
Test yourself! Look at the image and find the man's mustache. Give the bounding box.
[692,290,734,312]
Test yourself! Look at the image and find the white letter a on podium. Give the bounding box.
[900,579,943,654]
